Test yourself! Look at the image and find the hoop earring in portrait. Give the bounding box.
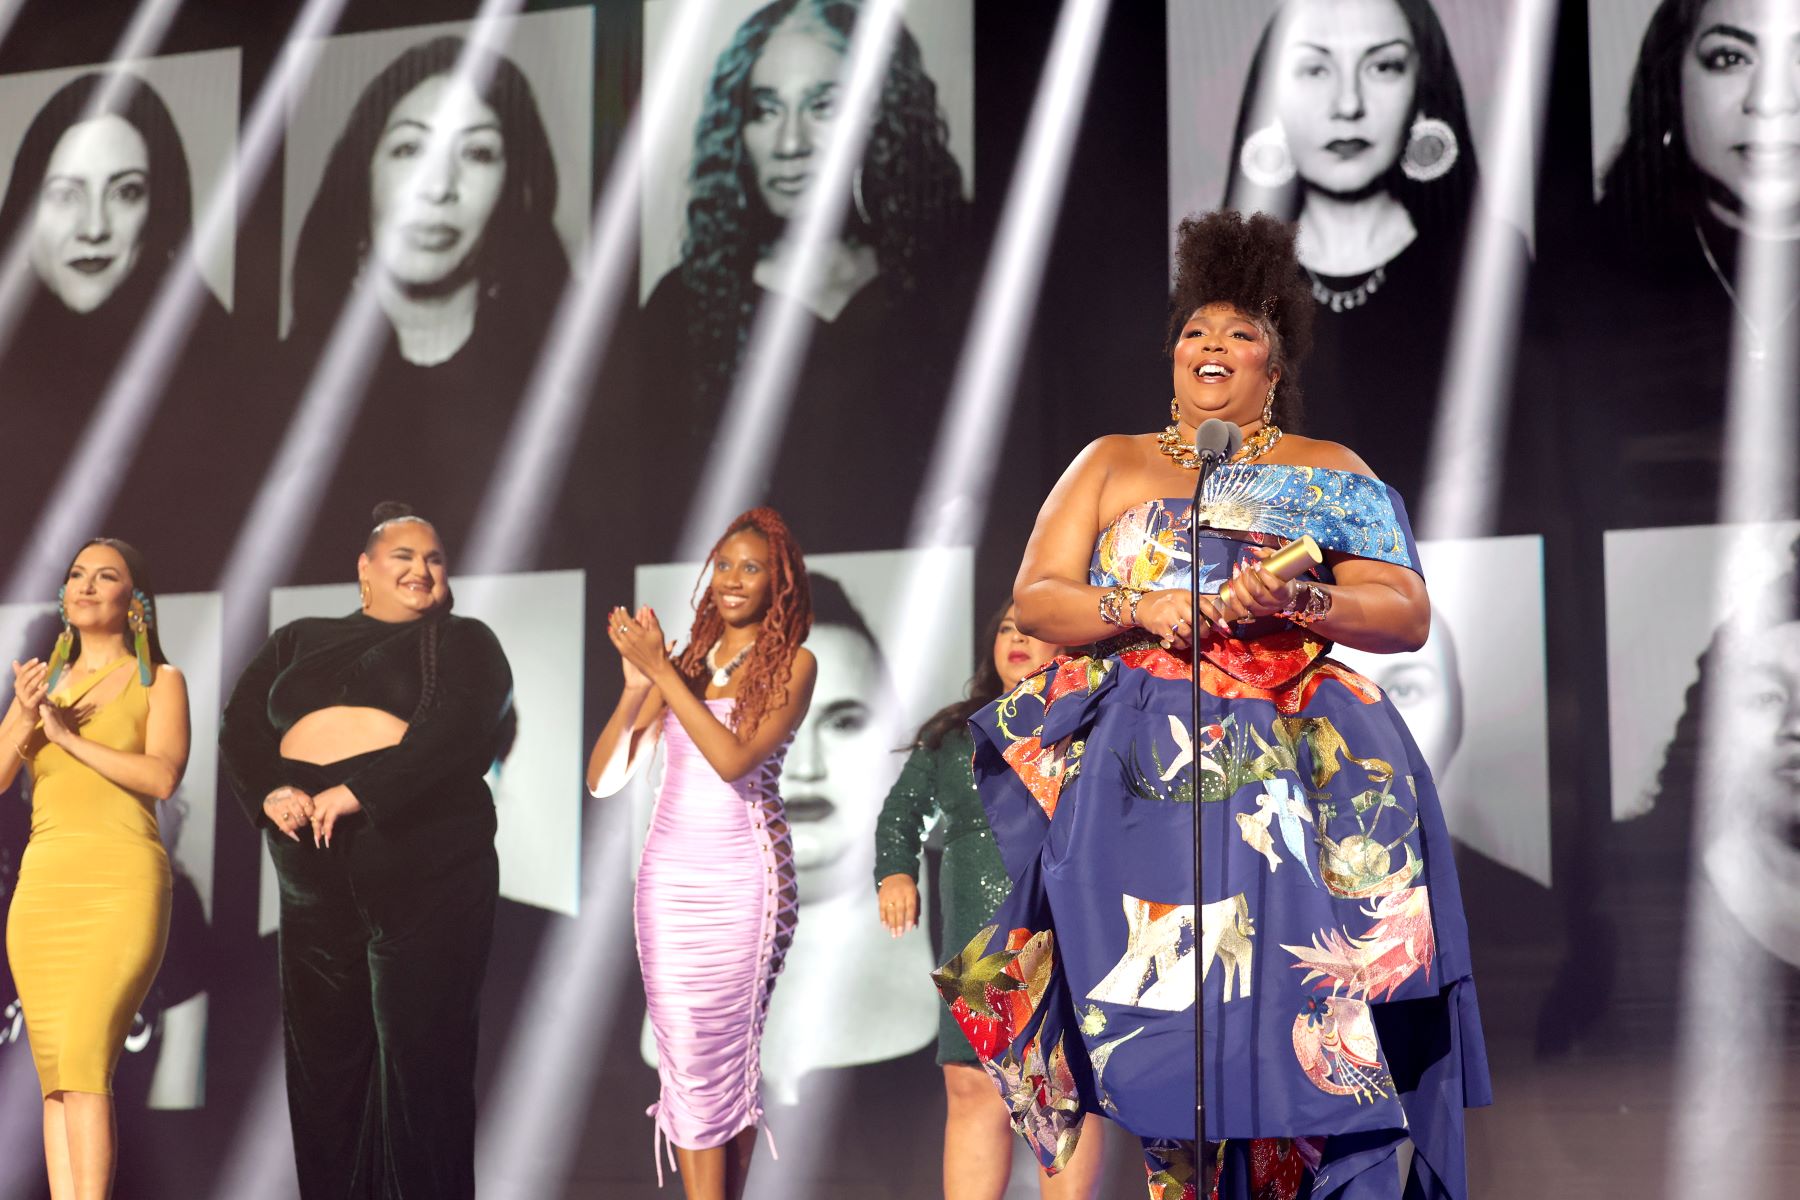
[1402,115,1459,183]
[1240,120,1296,189]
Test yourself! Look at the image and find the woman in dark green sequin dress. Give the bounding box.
[874,603,1106,1199]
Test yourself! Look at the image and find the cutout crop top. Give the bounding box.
[220,611,512,830]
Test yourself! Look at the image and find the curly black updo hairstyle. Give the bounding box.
[1166,210,1315,431]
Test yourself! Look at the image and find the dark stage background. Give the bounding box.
[0,0,1795,1196]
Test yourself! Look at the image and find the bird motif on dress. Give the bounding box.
[1258,778,1317,885]
[1281,885,1436,1003]
[1236,807,1282,871]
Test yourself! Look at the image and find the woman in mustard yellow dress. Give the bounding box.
[1,538,189,1200]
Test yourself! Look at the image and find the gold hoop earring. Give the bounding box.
[1169,397,1180,423]
[1262,383,1276,428]
[359,580,371,609]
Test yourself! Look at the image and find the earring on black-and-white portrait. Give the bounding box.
[852,164,872,226]
[1402,114,1459,183]
[1240,119,1295,189]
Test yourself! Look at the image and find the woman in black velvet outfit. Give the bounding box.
[219,502,513,1199]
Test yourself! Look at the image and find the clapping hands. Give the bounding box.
[11,658,47,714]
[12,658,89,750]
[607,606,674,687]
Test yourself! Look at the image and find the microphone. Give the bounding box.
[1186,416,1241,1150]
[1193,418,1243,465]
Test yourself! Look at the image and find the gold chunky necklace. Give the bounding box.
[1156,421,1283,469]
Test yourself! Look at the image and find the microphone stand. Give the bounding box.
[1188,435,1232,1169]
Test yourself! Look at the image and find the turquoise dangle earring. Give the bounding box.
[44,585,74,692]
[128,590,154,686]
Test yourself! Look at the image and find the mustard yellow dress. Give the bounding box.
[4,658,171,1096]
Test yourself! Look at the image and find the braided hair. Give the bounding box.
[364,501,450,725]
[1655,535,1800,824]
[673,507,812,737]
[1167,209,1316,430]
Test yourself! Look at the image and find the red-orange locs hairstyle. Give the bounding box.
[673,507,812,738]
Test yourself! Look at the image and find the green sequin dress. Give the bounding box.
[873,729,1013,1065]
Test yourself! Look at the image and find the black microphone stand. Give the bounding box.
[1188,425,1236,1171]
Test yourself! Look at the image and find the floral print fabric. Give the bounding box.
[934,466,1490,1200]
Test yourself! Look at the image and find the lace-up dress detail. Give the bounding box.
[635,697,796,1179]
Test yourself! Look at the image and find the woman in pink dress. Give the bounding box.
[588,507,816,1199]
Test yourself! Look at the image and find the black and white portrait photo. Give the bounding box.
[1168,0,1535,503]
[280,13,591,360]
[0,51,241,555]
[633,0,976,554]
[276,9,595,577]
[1604,522,1800,823]
[1333,533,1552,887]
[1601,520,1800,1082]
[1573,0,1800,530]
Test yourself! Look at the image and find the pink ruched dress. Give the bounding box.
[635,698,796,1179]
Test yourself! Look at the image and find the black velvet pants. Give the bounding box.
[270,755,498,1200]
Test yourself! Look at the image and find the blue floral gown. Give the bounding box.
[933,465,1491,1200]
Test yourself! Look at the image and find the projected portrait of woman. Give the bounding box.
[1580,0,1800,528]
[636,0,972,551]
[1333,613,1464,775]
[1217,0,1499,500]
[0,71,215,349]
[1600,531,1800,1091]
[1661,606,1800,969]
[279,17,591,574]
[0,65,237,544]
[286,36,568,375]
[778,575,902,906]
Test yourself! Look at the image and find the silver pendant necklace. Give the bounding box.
[706,639,754,687]
[1695,222,1800,366]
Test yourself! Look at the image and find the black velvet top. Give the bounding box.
[220,611,512,831]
